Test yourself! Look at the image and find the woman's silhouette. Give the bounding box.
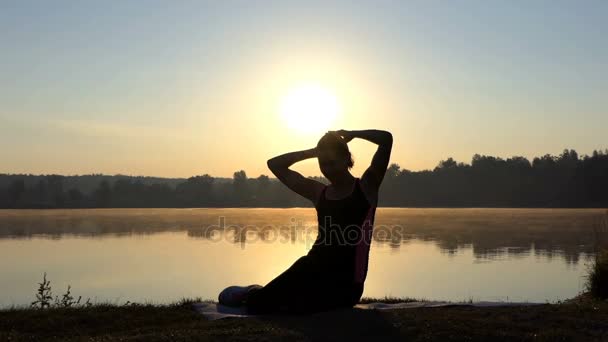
[219,129,393,314]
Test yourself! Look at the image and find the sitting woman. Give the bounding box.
[218,129,393,314]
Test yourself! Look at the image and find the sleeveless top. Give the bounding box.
[307,177,377,285]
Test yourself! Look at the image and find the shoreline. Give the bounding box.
[2,295,607,341]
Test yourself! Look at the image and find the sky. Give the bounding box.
[1,0,606,178]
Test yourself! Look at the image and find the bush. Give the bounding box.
[586,211,608,299]
[587,250,608,299]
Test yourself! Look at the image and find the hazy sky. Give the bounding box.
[1,1,606,178]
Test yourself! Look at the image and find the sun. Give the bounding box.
[279,84,341,134]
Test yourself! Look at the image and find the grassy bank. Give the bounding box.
[1,296,608,341]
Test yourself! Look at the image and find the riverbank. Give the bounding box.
[1,296,607,341]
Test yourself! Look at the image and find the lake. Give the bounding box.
[0,208,606,307]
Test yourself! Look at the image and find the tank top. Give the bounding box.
[307,177,377,285]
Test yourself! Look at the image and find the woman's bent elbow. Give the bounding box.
[383,131,393,145]
[266,160,274,172]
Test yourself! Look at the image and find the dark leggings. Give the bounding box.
[245,256,363,315]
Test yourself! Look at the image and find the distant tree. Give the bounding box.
[386,163,402,179]
[46,175,65,207]
[233,170,250,206]
[176,174,215,207]
[253,175,271,205]
[7,179,25,208]
[67,188,84,207]
[435,157,458,170]
[93,180,112,208]
[1,148,607,208]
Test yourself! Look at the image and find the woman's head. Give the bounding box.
[316,132,354,179]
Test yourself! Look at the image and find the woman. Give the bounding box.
[218,129,393,314]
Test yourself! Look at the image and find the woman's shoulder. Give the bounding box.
[357,177,378,207]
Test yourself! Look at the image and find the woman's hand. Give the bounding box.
[333,129,355,143]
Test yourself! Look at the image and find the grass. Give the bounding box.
[2,279,608,341]
[2,296,608,341]
[0,282,607,341]
[358,295,424,304]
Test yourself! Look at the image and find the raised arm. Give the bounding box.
[267,148,326,205]
[335,129,393,201]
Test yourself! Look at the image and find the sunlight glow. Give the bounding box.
[279,84,341,134]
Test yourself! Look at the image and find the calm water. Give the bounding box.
[0,208,606,307]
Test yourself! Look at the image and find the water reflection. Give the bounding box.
[0,208,605,265]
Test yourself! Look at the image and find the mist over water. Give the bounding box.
[0,208,604,307]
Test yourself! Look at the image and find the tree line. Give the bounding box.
[1,149,607,208]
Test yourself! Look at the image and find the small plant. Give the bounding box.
[123,301,143,307]
[31,273,92,309]
[56,285,82,308]
[31,272,53,309]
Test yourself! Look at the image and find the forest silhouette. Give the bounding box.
[1,149,607,209]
